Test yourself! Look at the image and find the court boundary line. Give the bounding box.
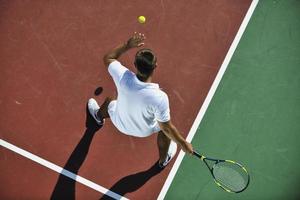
[0,139,129,200]
[157,0,259,199]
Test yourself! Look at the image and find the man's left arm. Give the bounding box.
[103,32,146,67]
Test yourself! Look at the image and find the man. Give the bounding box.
[88,32,193,168]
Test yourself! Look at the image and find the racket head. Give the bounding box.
[211,159,250,193]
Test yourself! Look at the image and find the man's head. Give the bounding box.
[134,48,157,78]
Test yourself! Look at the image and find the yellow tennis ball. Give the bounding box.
[138,16,146,24]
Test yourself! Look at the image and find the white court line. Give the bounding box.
[157,0,259,199]
[0,139,129,200]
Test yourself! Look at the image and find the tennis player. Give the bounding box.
[88,32,193,168]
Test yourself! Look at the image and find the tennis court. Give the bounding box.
[1,0,299,199]
[162,1,300,199]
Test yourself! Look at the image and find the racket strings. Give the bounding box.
[212,161,249,192]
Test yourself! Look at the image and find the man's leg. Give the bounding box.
[88,97,115,125]
[97,97,114,120]
[157,131,171,164]
[157,131,178,168]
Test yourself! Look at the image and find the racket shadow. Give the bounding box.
[50,104,102,200]
[99,162,164,200]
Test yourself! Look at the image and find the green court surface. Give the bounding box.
[164,1,300,199]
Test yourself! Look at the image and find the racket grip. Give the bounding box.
[193,151,203,159]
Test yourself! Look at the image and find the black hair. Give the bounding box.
[134,48,157,78]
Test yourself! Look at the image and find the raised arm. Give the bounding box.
[103,32,146,67]
[158,120,193,154]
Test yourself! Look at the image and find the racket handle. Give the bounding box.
[193,151,203,159]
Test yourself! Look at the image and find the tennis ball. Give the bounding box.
[138,16,146,24]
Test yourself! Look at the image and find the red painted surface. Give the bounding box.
[0,0,251,199]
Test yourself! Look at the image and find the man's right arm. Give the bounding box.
[103,42,130,67]
[158,120,193,154]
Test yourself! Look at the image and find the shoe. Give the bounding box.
[158,141,177,168]
[88,98,104,126]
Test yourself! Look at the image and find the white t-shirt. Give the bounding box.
[107,60,170,137]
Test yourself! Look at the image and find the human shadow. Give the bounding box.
[99,162,164,200]
[50,104,102,200]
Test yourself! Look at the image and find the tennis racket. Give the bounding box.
[193,151,250,193]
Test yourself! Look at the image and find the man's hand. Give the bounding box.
[103,32,146,67]
[126,32,146,49]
